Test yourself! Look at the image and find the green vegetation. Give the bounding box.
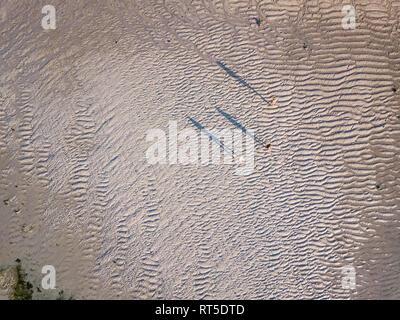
[12,260,33,300]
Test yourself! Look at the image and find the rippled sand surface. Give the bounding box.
[0,0,399,299]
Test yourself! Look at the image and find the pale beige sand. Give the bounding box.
[0,0,400,299]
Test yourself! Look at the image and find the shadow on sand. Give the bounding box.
[185,115,235,155]
[216,60,269,104]
[215,107,270,149]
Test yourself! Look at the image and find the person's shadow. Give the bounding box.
[185,115,234,155]
[215,107,269,149]
[216,60,269,104]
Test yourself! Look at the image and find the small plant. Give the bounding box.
[56,289,74,300]
[12,260,33,300]
[2,259,73,300]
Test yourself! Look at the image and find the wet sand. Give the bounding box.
[0,0,400,299]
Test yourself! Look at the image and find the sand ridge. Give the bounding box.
[0,0,399,299]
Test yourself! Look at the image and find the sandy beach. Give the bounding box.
[0,0,399,299]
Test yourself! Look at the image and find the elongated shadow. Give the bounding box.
[185,115,234,155]
[215,107,269,148]
[216,60,268,104]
